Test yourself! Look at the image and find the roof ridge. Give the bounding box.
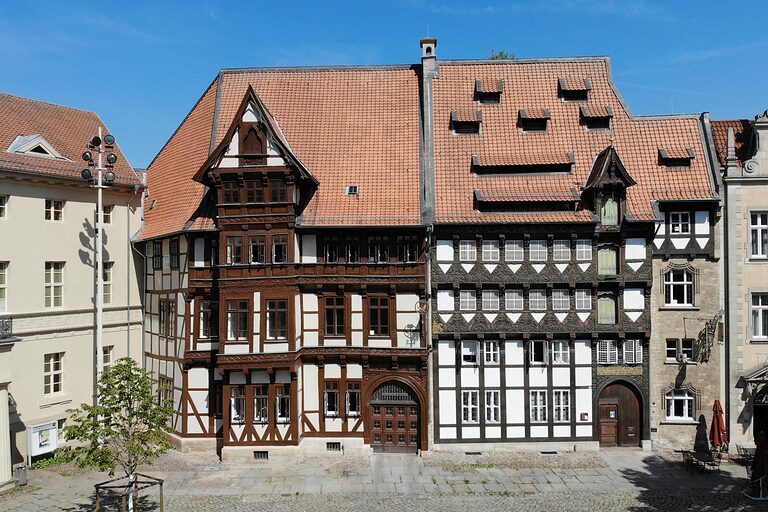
[220,64,418,74]
[634,113,704,121]
[0,92,98,116]
[441,56,610,65]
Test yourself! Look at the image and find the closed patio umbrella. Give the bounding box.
[752,431,768,486]
[710,399,728,450]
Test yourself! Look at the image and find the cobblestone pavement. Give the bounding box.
[0,448,763,511]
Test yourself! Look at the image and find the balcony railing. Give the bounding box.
[0,316,12,340]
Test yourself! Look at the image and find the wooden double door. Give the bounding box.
[598,382,642,447]
[370,381,420,452]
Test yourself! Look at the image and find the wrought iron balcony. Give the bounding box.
[0,316,12,340]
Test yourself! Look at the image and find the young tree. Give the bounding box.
[489,49,515,60]
[63,357,174,512]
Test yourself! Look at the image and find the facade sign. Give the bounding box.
[28,421,58,457]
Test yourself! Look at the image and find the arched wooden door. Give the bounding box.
[598,382,642,447]
[370,381,420,452]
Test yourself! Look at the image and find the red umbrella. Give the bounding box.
[710,399,728,449]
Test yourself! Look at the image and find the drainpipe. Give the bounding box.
[722,127,737,437]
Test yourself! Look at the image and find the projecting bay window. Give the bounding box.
[553,390,570,422]
[460,289,477,311]
[462,390,479,424]
[368,237,390,263]
[552,340,569,364]
[369,296,390,336]
[552,289,570,311]
[530,390,547,423]
[505,289,523,311]
[482,240,499,262]
[553,240,570,261]
[253,385,269,424]
[664,269,694,307]
[529,240,547,262]
[575,289,591,310]
[576,239,592,261]
[249,235,266,264]
[222,179,240,203]
[459,240,476,261]
[482,289,499,311]
[227,300,248,341]
[272,234,288,263]
[597,295,616,324]
[485,390,500,423]
[397,236,419,263]
[325,296,345,337]
[529,289,547,311]
[226,236,243,264]
[346,382,361,417]
[230,386,246,425]
[505,240,523,262]
[244,180,264,203]
[269,178,287,203]
[597,339,618,364]
[266,300,287,340]
[753,294,768,340]
[598,246,618,275]
[44,262,64,308]
[276,386,290,423]
[752,213,768,258]
[324,382,340,417]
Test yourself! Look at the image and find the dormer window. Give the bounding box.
[580,105,614,130]
[558,77,592,102]
[451,110,482,134]
[601,195,619,226]
[518,109,550,132]
[659,147,694,168]
[471,152,574,175]
[474,79,503,104]
[7,134,67,160]
[346,185,359,196]
[240,122,267,166]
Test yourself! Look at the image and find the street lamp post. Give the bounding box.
[81,128,118,402]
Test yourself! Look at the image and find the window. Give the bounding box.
[44,352,64,394]
[665,339,678,361]
[272,234,288,263]
[44,262,64,307]
[597,295,616,324]
[484,341,499,364]
[222,179,240,203]
[664,269,694,307]
[670,212,691,234]
[459,240,476,261]
[529,289,546,311]
[752,213,768,257]
[276,386,290,423]
[325,297,345,337]
[553,240,570,261]
[245,180,264,202]
[253,385,269,424]
[101,205,113,224]
[102,262,113,305]
[601,196,618,226]
[576,239,592,261]
[552,289,569,311]
[324,236,340,263]
[227,300,248,340]
[159,300,168,335]
[575,289,591,310]
[485,390,500,423]
[0,195,6,218]
[369,297,390,336]
[199,300,215,338]
[270,179,287,203]
[102,346,113,373]
[552,340,569,364]
[157,376,173,408]
[623,339,643,365]
[44,199,64,221]
[152,241,162,270]
[753,294,768,339]
[249,235,266,264]
[597,339,618,364]
[266,300,287,339]
[529,340,547,364]
[681,339,695,362]
[0,262,7,311]
[460,289,476,311]
[665,390,694,421]
[230,386,245,425]
[462,390,479,423]
[597,246,618,275]
[346,237,360,263]
[505,289,523,311]
[169,238,180,269]
[553,390,570,422]
[368,237,389,263]
[324,382,339,416]
[347,382,361,416]
[529,240,547,261]
[397,236,418,263]
[482,240,499,262]
[462,340,478,365]
[505,240,524,262]
[482,289,499,311]
[530,390,547,422]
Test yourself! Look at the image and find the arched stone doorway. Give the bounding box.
[754,385,768,441]
[597,381,642,447]
[369,381,420,452]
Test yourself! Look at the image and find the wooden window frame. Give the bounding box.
[485,390,501,424]
[505,239,524,262]
[459,240,477,261]
[226,299,249,341]
[529,289,547,311]
[368,296,390,337]
[461,340,478,366]
[253,384,269,424]
[324,296,346,337]
[576,239,592,261]
[551,340,569,364]
[505,289,523,311]
[481,240,499,262]
[272,233,288,264]
[462,390,479,424]
[44,261,64,308]
[483,340,499,365]
[269,178,287,203]
[529,240,547,262]
[169,238,180,269]
[44,199,64,221]
[43,352,64,395]
[553,240,571,261]
[226,235,243,265]
[265,299,288,340]
[552,288,570,311]
[152,241,162,270]
[553,389,570,423]
[324,381,340,417]
[669,211,691,235]
[0,261,7,312]
[481,289,499,311]
[459,289,477,311]
[102,261,113,305]
[249,234,266,264]
[529,390,547,423]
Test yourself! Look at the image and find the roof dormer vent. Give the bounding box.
[451,110,482,134]
[7,134,67,160]
[580,105,614,130]
[659,147,695,168]
[474,79,504,104]
[558,77,592,102]
[518,108,550,132]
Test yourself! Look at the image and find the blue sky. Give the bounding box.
[1,1,766,168]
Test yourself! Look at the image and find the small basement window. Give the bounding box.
[474,79,503,104]
[558,77,592,102]
[326,442,342,452]
[253,451,269,460]
[659,147,694,168]
[451,110,482,134]
[518,109,550,132]
[346,185,359,196]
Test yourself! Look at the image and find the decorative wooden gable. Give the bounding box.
[582,146,636,227]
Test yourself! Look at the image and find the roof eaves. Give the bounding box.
[0,165,143,189]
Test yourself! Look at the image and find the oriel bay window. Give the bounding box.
[245,179,264,202]
[222,178,240,203]
[254,385,269,424]
[276,385,290,423]
[227,300,248,341]
[269,178,287,203]
[369,296,390,336]
[266,299,288,339]
[249,235,266,263]
[325,296,345,337]
[226,236,243,264]
[272,234,288,263]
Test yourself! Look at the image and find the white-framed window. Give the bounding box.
[665,339,678,361]
[623,339,643,364]
[253,386,270,424]
[664,269,694,307]
[460,289,476,311]
[44,352,64,394]
[324,381,340,417]
[482,240,499,262]
[753,294,768,339]
[482,289,499,311]
[346,382,361,417]
[101,204,113,225]
[505,240,524,261]
[199,300,213,338]
[0,195,7,218]
[230,385,246,425]
[462,340,478,365]
[45,199,64,221]
[462,390,479,423]
[552,289,570,311]
[752,212,768,258]
[529,289,546,311]
[0,262,7,312]
[597,295,616,324]
[597,339,618,364]
[529,340,547,364]
[505,289,523,311]
[485,390,500,423]
[553,240,570,261]
[553,389,570,422]
[102,262,113,305]
[227,300,248,340]
[670,211,691,234]
[597,246,618,275]
[665,339,694,362]
[575,289,591,310]
[459,240,477,261]
[484,340,499,364]
[529,240,547,261]
[665,390,694,420]
[552,340,569,364]
[102,346,113,373]
[681,339,694,362]
[576,239,592,261]
[276,386,290,423]
[530,390,547,422]
[44,261,64,308]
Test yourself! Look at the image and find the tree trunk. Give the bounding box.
[127,473,134,512]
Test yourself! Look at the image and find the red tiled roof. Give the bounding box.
[452,109,481,122]
[519,107,551,119]
[559,76,591,91]
[472,151,573,167]
[433,59,717,224]
[581,104,613,118]
[711,119,753,166]
[0,93,139,186]
[659,146,694,159]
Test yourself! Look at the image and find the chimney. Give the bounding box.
[420,38,438,76]
[419,37,438,225]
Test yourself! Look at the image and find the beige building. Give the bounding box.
[0,93,144,484]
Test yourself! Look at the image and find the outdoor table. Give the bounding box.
[691,452,715,470]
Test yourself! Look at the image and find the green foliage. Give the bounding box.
[489,49,515,60]
[30,450,70,470]
[62,358,174,478]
